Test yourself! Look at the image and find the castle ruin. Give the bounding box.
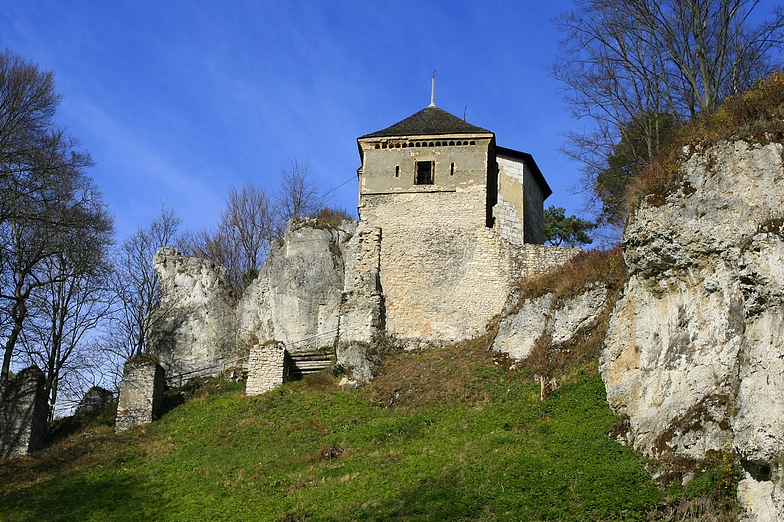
[133,100,577,415]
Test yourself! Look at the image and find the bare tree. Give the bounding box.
[107,204,181,369]
[276,159,324,226]
[0,49,105,388]
[185,183,277,295]
[552,0,784,225]
[21,195,114,419]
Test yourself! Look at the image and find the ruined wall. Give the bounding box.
[336,225,385,381]
[0,367,47,458]
[115,358,165,432]
[246,341,286,395]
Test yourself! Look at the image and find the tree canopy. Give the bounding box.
[543,206,597,247]
[553,0,784,230]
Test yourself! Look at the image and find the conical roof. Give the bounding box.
[361,106,490,138]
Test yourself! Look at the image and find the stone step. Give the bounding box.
[286,351,333,379]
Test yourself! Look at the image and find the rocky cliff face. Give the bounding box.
[148,248,239,381]
[149,218,360,380]
[599,140,784,518]
[237,219,355,349]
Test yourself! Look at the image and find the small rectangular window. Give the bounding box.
[416,161,434,185]
[395,165,400,177]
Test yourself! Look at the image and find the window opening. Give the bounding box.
[450,162,455,176]
[416,161,434,185]
[395,165,400,177]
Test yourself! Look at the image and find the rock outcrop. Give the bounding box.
[493,286,609,362]
[599,140,784,516]
[149,218,358,381]
[148,248,239,381]
[237,220,355,350]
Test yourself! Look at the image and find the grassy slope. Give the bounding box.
[0,339,661,522]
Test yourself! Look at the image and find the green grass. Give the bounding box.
[0,343,662,521]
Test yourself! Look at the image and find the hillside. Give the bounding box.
[0,337,672,522]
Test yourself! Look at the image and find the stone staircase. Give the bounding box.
[284,351,334,380]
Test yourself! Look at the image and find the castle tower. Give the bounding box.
[356,106,552,245]
[354,103,552,343]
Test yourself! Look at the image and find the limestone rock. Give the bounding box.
[492,287,608,361]
[601,140,784,473]
[148,219,358,383]
[738,470,784,522]
[237,218,354,350]
[493,293,553,360]
[148,247,239,381]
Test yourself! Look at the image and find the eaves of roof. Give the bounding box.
[496,145,553,200]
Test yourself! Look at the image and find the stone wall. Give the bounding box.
[115,358,165,432]
[496,156,525,245]
[0,366,47,458]
[514,244,580,277]
[493,201,524,246]
[336,225,385,381]
[359,186,515,343]
[246,341,286,395]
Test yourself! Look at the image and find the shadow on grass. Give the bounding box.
[0,472,168,522]
[332,472,491,522]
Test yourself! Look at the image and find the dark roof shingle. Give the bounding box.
[361,106,490,138]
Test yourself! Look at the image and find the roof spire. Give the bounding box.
[429,70,437,107]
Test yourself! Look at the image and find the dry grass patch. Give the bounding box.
[368,333,506,408]
[629,72,784,216]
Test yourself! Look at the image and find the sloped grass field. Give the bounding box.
[0,339,661,521]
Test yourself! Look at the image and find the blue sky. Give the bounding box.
[5,0,773,243]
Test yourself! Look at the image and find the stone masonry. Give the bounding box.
[115,358,165,432]
[0,366,48,459]
[246,341,286,395]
